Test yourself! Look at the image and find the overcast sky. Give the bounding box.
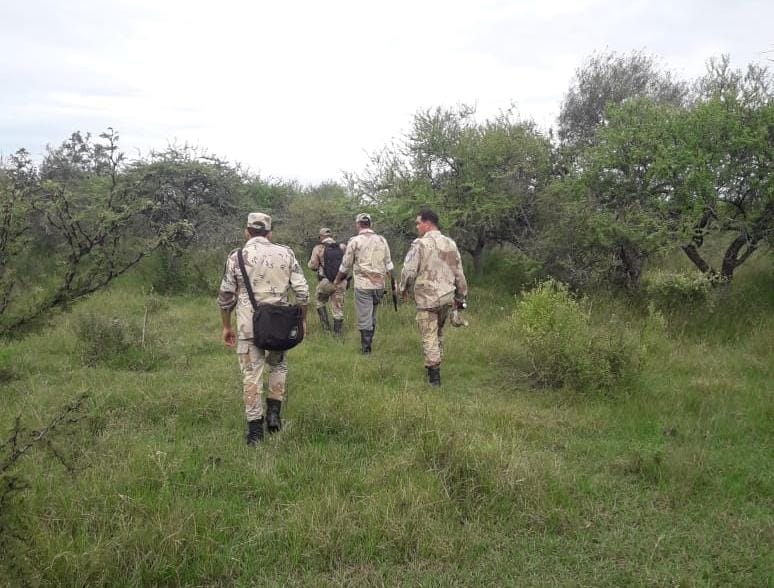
[1,0,771,183]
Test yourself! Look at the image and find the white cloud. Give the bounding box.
[1,0,771,182]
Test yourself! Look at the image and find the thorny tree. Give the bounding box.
[0,130,192,331]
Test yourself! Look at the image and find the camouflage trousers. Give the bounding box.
[315,278,346,319]
[236,340,287,421]
[416,304,451,368]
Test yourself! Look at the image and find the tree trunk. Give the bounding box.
[721,234,757,281]
[472,238,485,276]
[681,243,716,276]
[618,242,644,289]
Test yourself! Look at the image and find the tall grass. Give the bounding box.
[0,256,771,586]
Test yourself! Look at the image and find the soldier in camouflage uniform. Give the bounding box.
[334,213,395,354]
[218,212,309,445]
[399,209,468,386]
[307,227,347,336]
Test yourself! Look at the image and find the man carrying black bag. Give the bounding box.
[218,212,309,445]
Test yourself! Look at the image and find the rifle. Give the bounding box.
[390,275,398,311]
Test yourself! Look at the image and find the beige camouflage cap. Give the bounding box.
[247,212,272,231]
[319,227,333,237]
[355,212,371,224]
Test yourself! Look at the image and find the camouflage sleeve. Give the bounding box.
[217,250,238,311]
[289,254,310,305]
[307,244,321,271]
[339,239,355,274]
[382,237,394,272]
[399,239,420,292]
[453,245,468,300]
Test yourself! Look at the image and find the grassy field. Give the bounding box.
[1,260,772,586]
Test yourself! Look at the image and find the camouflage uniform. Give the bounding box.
[399,230,467,369]
[218,217,309,423]
[308,237,346,320]
[339,225,393,332]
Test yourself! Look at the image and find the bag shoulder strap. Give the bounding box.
[236,248,259,311]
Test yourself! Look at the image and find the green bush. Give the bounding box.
[513,279,641,393]
[477,247,543,292]
[137,249,225,296]
[73,312,163,371]
[642,270,715,313]
[0,346,16,384]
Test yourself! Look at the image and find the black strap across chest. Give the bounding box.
[236,248,260,311]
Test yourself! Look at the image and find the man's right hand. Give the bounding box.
[333,270,348,287]
[222,326,236,347]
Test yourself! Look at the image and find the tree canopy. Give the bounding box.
[1,51,771,336]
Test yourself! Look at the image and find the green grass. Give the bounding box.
[1,259,772,586]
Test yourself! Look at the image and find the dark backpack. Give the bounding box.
[322,242,344,283]
[237,249,304,351]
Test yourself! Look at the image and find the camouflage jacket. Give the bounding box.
[307,238,345,278]
[339,229,394,290]
[399,230,468,309]
[218,237,309,340]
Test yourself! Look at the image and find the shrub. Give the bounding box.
[477,247,543,292]
[642,270,715,313]
[0,347,16,384]
[0,394,90,584]
[139,249,224,295]
[73,312,162,371]
[513,279,641,393]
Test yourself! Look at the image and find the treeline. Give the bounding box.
[1,51,771,332]
[353,53,772,288]
[0,130,360,331]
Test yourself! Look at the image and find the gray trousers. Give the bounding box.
[354,288,384,331]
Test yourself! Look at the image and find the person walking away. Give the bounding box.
[307,227,347,336]
[218,212,309,445]
[333,213,395,354]
[399,209,467,386]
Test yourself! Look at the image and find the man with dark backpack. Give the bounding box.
[307,227,347,336]
[218,213,309,445]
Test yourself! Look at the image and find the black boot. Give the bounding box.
[246,418,264,445]
[426,366,441,387]
[266,398,282,434]
[360,330,373,354]
[333,318,343,337]
[317,307,331,332]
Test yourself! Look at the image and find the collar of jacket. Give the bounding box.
[245,236,271,246]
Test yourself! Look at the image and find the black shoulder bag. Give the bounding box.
[237,249,304,351]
